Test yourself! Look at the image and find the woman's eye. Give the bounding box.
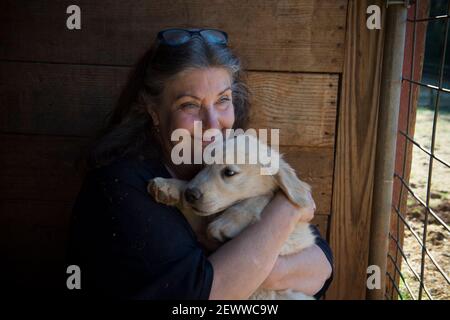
[217,96,231,110]
[223,168,237,177]
[219,96,230,104]
[180,103,200,112]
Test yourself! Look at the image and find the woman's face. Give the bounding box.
[159,67,235,150]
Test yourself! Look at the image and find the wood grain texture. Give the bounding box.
[248,72,338,147]
[0,0,343,294]
[0,133,333,213]
[327,0,385,300]
[0,0,346,72]
[0,62,339,148]
[0,61,127,137]
[0,134,89,202]
[281,146,334,215]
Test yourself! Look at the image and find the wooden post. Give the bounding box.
[327,0,386,299]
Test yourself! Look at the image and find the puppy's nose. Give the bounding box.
[184,187,202,204]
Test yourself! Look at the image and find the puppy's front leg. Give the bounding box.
[149,178,209,247]
[207,195,272,242]
[147,177,187,206]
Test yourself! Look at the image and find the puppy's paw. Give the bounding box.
[207,215,244,243]
[147,178,180,206]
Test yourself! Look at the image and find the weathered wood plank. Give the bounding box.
[0,134,333,214]
[0,0,347,72]
[0,62,339,148]
[0,134,89,202]
[327,0,385,300]
[248,72,338,147]
[281,146,334,215]
[0,62,127,137]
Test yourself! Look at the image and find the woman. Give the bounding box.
[67,28,333,299]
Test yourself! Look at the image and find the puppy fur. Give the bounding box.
[148,134,317,300]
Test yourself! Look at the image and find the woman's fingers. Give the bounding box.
[298,191,315,222]
[297,205,315,223]
[274,190,316,223]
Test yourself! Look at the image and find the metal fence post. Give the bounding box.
[367,1,408,300]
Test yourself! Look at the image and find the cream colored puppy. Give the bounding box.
[148,134,317,300]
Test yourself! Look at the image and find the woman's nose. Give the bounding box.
[202,107,221,130]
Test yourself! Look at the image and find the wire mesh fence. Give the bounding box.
[387,0,450,300]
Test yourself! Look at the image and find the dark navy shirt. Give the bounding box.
[66,156,333,299]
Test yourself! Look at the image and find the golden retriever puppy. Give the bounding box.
[148,134,316,300]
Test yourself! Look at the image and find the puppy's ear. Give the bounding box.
[275,158,313,207]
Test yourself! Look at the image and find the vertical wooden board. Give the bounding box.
[248,72,338,147]
[0,0,346,72]
[328,0,386,299]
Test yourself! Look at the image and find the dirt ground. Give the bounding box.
[398,108,449,300]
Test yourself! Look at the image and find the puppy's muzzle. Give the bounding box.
[184,187,203,204]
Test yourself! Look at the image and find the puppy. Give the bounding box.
[148,134,317,299]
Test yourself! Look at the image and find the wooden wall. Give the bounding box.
[0,0,351,296]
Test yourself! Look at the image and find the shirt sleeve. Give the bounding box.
[67,161,214,300]
[310,224,334,299]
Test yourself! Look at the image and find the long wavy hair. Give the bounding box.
[87,33,251,169]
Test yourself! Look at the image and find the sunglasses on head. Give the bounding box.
[157,28,228,46]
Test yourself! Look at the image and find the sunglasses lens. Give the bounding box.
[200,30,227,45]
[162,29,191,45]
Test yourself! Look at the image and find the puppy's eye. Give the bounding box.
[223,168,237,177]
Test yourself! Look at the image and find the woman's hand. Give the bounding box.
[295,191,316,223]
[261,244,332,296]
[260,195,332,297]
[271,190,314,223]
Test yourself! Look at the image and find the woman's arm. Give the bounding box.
[207,191,314,300]
[261,244,333,296]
